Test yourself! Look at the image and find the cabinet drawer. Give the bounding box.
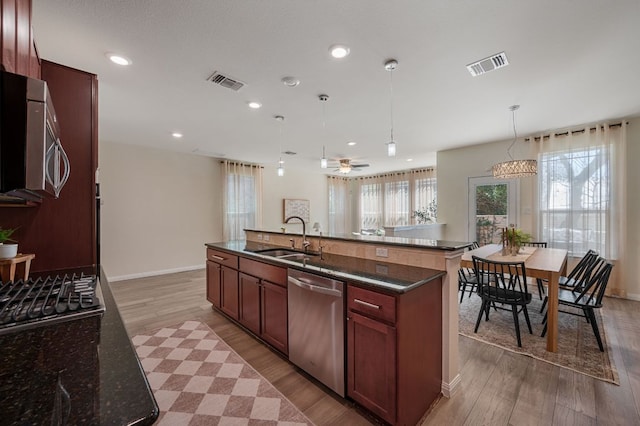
[207,248,239,269]
[348,285,396,324]
[239,257,287,287]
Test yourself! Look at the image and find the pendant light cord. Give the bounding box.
[389,69,394,142]
[506,105,519,161]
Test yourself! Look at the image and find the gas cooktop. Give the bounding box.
[0,274,105,335]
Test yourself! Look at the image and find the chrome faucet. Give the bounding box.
[285,216,309,251]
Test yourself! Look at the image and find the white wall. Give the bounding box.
[99,142,222,280]
[437,138,535,242]
[261,165,328,234]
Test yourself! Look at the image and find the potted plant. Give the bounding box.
[502,227,532,255]
[0,227,18,259]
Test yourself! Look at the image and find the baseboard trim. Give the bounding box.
[626,292,640,302]
[441,373,462,398]
[107,264,205,282]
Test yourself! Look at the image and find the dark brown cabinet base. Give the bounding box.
[347,279,442,426]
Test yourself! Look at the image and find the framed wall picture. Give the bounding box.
[283,199,310,223]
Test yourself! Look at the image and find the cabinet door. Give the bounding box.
[261,280,288,355]
[238,273,261,335]
[206,261,221,308]
[347,311,397,424]
[220,266,239,320]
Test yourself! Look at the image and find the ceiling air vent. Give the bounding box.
[466,52,509,77]
[207,71,245,91]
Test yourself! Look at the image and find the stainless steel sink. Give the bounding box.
[256,248,318,260]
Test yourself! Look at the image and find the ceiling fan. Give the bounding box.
[333,159,370,174]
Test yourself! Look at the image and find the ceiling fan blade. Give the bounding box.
[352,164,370,168]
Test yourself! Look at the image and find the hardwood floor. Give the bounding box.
[110,269,640,425]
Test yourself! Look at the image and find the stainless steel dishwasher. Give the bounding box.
[287,268,345,397]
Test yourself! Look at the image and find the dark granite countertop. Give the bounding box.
[0,270,157,425]
[244,228,472,251]
[99,268,159,425]
[207,241,446,293]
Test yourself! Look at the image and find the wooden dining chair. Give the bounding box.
[541,259,613,352]
[522,241,548,300]
[472,256,532,347]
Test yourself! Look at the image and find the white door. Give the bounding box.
[468,176,519,245]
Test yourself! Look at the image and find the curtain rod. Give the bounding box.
[353,167,435,180]
[219,160,263,168]
[524,122,627,142]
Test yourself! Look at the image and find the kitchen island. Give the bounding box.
[206,232,470,425]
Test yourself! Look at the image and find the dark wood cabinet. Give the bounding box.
[261,280,288,354]
[220,266,239,320]
[207,248,239,320]
[1,0,40,79]
[347,280,442,426]
[348,311,397,423]
[206,261,221,308]
[206,248,288,356]
[0,59,98,277]
[239,272,261,335]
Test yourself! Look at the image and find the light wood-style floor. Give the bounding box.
[111,269,640,425]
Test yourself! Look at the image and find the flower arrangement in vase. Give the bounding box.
[501,226,532,255]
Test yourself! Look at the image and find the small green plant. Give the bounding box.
[0,227,17,244]
[413,199,437,224]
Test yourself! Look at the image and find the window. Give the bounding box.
[539,146,609,256]
[222,161,263,241]
[536,123,625,259]
[355,168,436,230]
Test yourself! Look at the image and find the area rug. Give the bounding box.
[132,321,314,425]
[458,289,619,385]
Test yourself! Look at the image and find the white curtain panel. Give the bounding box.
[533,122,626,291]
[222,161,263,241]
[327,176,351,235]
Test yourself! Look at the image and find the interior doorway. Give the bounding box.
[468,176,518,245]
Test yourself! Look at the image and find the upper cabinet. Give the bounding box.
[1,0,40,79]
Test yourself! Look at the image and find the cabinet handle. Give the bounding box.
[354,299,381,310]
[210,255,225,261]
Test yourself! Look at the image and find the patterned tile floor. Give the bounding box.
[133,321,313,425]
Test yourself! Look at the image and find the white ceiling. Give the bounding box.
[32,0,640,175]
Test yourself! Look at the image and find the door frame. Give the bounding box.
[467,176,520,242]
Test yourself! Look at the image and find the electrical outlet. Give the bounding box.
[375,247,388,257]
[257,234,263,240]
[264,234,270,241]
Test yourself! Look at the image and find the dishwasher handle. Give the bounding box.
[288,276,343,298]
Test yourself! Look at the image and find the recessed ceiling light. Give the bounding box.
[407,158,413,162]
[107,53,132,66]
[329,44,350,59]
[247,101,262,109]
[281,76,300,87]
[347,141,357,146]
[172,132,183,138]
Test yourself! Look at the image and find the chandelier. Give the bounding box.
[492,105,537,179]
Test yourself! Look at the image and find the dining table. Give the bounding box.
[460,243,568,352]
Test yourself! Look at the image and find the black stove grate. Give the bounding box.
[0,274,100,328]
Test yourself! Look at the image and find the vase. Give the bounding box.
[509,244,521,256]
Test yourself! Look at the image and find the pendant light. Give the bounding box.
[491,105,537,179]
[275,115,285,177]
[385,59,398,157]
[319,94,329,168]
